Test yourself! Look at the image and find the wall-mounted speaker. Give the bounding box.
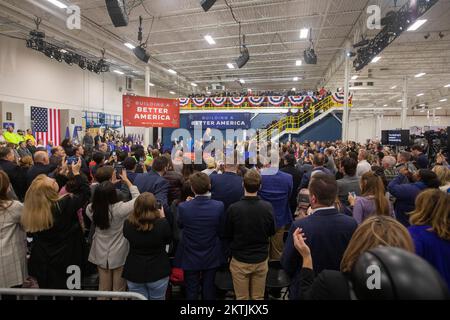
[105,0,128,27]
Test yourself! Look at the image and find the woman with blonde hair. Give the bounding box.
[122,192,172,300]
[292,216,414,299]
[348,171,393,224]
[408,189,450,289]
[432,165,450,193]
[0,171,27,289]
[21,159,90,289]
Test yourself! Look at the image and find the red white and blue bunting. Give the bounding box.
[229,97,247,106]
[248,96,265,106]
[192,97,208,107]
[178,98,190,107]
[332,92,353,104]
[268,96,286,106]
[210,97,227,107]
[288,96,307,106]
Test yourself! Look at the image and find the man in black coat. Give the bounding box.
[281,154,303,215]
[26,151,57,188]
[0,147,27,200]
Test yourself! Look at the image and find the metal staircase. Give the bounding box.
[254,95,349,142]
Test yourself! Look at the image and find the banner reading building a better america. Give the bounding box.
[123,95,180,128]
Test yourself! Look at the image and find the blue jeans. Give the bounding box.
[184,269,217,300]
[127,277,169,300]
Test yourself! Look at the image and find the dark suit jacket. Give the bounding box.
[0,159,28,200]
[281,165,303,214]
[281,208,357,300]
[297,268,351,300]
[300,166,332,189]
[210,172,244,211]
[26,163,58,188]
[134,170,170,207]
[177,196,225,270]
[260,170,293,228]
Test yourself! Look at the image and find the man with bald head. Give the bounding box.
[300,153,332,189]
[26,151,57,187]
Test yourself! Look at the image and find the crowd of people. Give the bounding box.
[0,127,449,300]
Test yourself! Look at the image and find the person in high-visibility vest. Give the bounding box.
[25,129,36,146]
[3,126,21,145]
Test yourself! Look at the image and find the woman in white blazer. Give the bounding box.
[0,171,27,289]
[86,170,139,296]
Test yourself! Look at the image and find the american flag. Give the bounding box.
[31,107,61,146]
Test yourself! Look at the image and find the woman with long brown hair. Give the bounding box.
[408,189,450,289]
[348,171,393,224]
[86,170,139,297]
[21,159,90,289]
[122,192,172,300]
[0,170,27,289]
[292,216,415,299]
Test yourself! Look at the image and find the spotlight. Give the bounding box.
[64,53,74,65]
[235,45,250,69]
[44,47,54,59]
[79,59,87,70]
[347,51,356,58]
[304,48,317,64]
[54,50,63,62]
[381,11,397,26]
[200,0,217,12]
[133,45,150,63]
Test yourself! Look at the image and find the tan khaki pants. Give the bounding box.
[269,227,285,260]
[97,266,126,300]
[229,258,269,300]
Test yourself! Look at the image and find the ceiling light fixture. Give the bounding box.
[293,77,299,81]
[124,43,136,49]
[415,72,426,78]
[204,35,216,45]
[371,56,381,63]
[47,0,67,9]
[407,19,427,31]
[351,75,359,80]
[227,63,235,69]
[191,83,198,87]
[113,70,124,75]
[168,69,177,75]
[296,60,302,66]
[300,28,309,39]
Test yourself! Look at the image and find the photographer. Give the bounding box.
[411,145,429,169]
[388,168,440,227]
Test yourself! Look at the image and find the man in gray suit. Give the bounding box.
[337,157,361,207]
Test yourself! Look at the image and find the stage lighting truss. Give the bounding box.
[26,30,110,74]
[353,0,438,71]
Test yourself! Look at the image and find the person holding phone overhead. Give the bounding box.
[86,170,140,298]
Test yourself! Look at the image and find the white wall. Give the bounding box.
[348,114,450,143]
[0,36,145,126]
[0,101,25,130]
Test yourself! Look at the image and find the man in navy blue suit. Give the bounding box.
[210,154,244,211]
[134,156,170,207]
[281,173,357,300]
[178,172,225,300]
[259,162,293,260]
[299,153,331,189]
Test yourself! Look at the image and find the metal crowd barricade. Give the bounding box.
[0,288,147,300]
